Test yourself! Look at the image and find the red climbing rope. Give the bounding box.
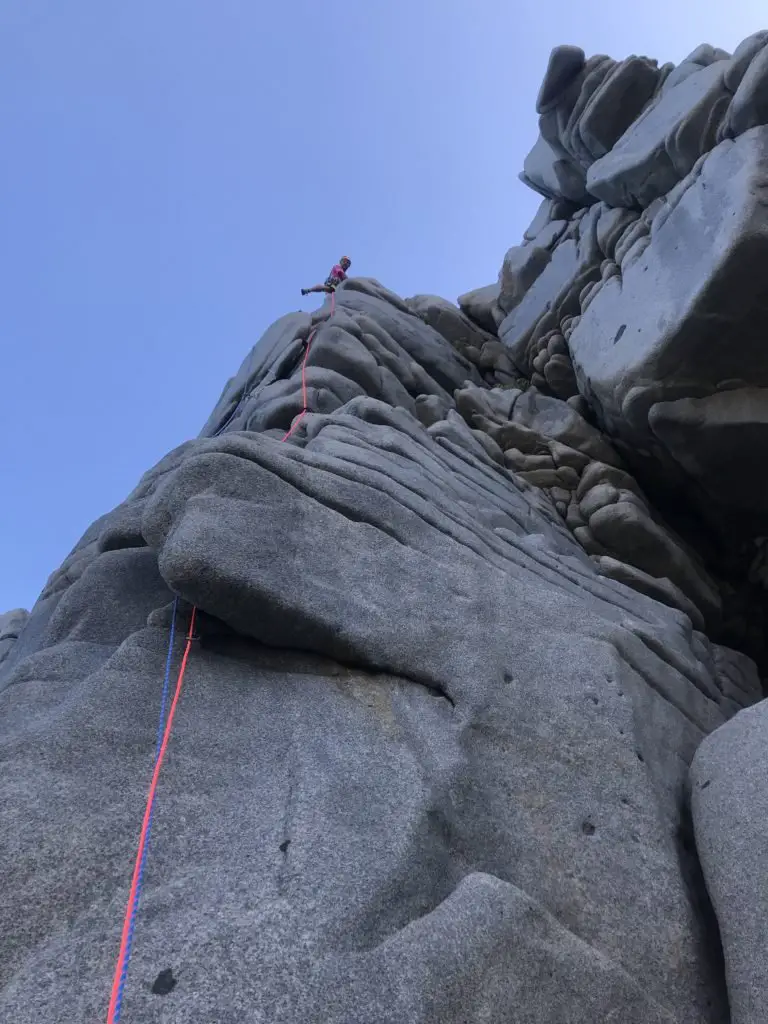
[280,336,313,442]
[106,606,197,1024]
[107,287,339,1020]
[281,288,336,442]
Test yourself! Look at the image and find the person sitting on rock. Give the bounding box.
[301,256,351,296]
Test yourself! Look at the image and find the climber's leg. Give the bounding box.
[301,284,333,296]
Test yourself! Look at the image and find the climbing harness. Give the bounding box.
[106,290,337,1020]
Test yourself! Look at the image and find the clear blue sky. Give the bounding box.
[1,1,764,611]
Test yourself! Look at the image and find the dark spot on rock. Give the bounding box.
[619,728,625,736]
[617,690,624,697]
[279,839,291,854]
[581,820,596,836]
[151,968,177,996]
[701,779,711,790]
[636,750,645,764]
[620,796,630,805]
[588,695,599,705]
[676,822,693,854]
[613,324,627,345]
[503,671,515,684]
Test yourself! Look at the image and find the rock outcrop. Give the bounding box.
[0,608,28,666]
[496,37,768,678]
[3,32,768,1024]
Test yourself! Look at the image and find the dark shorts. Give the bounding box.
[324,276,342,291]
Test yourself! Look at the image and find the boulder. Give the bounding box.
[568,127,768,530]
[0,608,28,666]
[586,61,731,208]
[457,283,502,333]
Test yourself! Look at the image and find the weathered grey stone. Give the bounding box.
[517,467,562,488]
[648,389,768,515]
[523,197,580,242]
[569,128,768,529]
[498,239,583,367]
[497,221,569,316]
[520,134,590,204]
[414,393,452,428]
[588,502,721,624]
[725,32,768,90]
[498,204,608,375]
[550,486,571,505]
[1,274,755,1023]
[546,333,568,356]
[595,206,638,258]
[576,461,645,502]
[577,57,661,160]
[504,449,553,472]
[478,340,504,371]
[540,55,615,169]
[455,381,720,628]
[200,311,312,436]
[511,389,623,466]
[565,498,586,528]
[454,382,516,426]
[579,482,620,519]
[549,439,591,472]
[657,45,729,98]
[406,294,495,361]
[725,42,768,137]
[524,50,665,215]
[595,556,706,631]
[554,464,580,489]
[543,350,579,399]
[586,61,730,208]
[0,608,28,643]
[536,45,586,113]
[572,524,607,556]
[457,283,501,333]
[0,608,28,666]
[12,27,768,1020]
[692,695,768,1024]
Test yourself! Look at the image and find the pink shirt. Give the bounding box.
[329,264,347,282]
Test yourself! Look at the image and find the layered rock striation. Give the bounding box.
[4,33,768,1024]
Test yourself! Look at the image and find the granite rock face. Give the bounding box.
[3,32,768,1024]
[491,31,768,1024]
[0,608,28,666]
[503,38,768,557]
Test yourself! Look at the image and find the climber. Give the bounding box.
[301,256,351,296]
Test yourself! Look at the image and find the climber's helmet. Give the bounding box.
[340,256,351,269]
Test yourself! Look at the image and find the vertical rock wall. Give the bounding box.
[3,34,768,1024]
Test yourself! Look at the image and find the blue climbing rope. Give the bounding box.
[109,596,178,1022]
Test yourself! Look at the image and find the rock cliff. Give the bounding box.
[3,34,768,1024]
